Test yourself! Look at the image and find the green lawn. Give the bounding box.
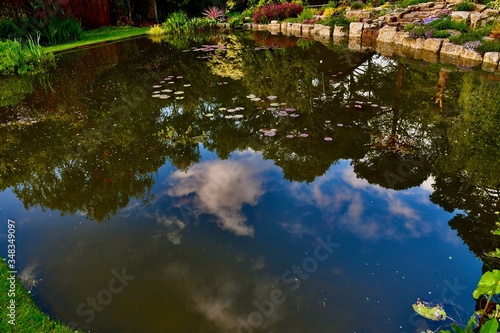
[0,258,81,333]
[44,26,150,54]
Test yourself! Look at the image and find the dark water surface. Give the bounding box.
[1,32,499,333]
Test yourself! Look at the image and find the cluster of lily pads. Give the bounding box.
[345,100,387,110]
[204,106,245,119]
[189,44,227,59]
[151,75,191,100]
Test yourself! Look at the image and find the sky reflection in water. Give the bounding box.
[0,148,481,333]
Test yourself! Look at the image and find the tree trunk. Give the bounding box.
[147,0,157,21]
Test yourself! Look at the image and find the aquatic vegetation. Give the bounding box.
[0,36,55,75]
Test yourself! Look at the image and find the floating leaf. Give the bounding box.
[152,94,161,98]
[183,84,191,87]
[372,104,379,107]
[325,120,331,123]
[234,114,244,119]
[285,108,296,112]
[161,89,172,93]
[219,108,227,111]
[177,76,183,79]
[174,91,184,95]
[289,114,299,118]
[412,301,446,321]
[246,94,256,99]
[227,108,237,113]
[473,270,500,299]
[337,123,344,127]
[153,90,161,94]
[286,134,294,138]
[251,97,262,102]
[236,107,245,110]
[153,85,161,88]
[264,131,276,137]
[159,95,170,99]
[300,133,308,138]
[225,115,233,119]
[355,105,363,109]
[278,111,288,117]
[205,113,214,117]
[270,103,280,107]
[267,95,277,100]
[324,137,333,141]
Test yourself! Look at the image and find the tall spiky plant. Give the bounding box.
[202,6,225,20]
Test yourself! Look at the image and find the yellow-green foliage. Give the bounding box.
[148,24,166,36]
[323,7,335,19]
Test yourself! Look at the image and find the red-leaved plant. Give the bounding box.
[252,2,303,24]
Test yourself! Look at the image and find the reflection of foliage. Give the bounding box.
[207,35,244,80]
[0,76,34,107]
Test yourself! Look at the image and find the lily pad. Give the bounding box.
[251,97,262,102]
[227,109,237,113]
[270,103,280,107]
[161,89,172,93]
[267,96,277,100]
[159,95,170,99]
[205,113,214,117]
[153,85,161,88]
[234,114,244,119]
[225,115,233,119]
[174,91,184,95]
[324,137,333,141]
[286,134,294,138]
[337,123,344,127]
[300,133,308,138]
[246,94,256,99]
[289,114,299,118]
[183,84,191,87]
[412,301,446,321]
[219,108,227,111]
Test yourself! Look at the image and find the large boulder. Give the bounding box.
[333,25,347,38]
[481,52,499,72]
[423,38,444,53]
[376,25,397,43]
[451,11,471,22]
[349,22,364,38]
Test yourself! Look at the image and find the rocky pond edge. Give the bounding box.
[236,1,500,73]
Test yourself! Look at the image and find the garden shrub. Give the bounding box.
[449,24,491,44]
[322,13,350,28]
[350,1,364,9]
[322,7,336,19]
[163,11,190,33]
[477,40,500,54]
[456,0,476,11]
[0,19,23,40]
[252,2,303,24]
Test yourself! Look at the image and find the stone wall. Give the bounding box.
[242,2,500,73]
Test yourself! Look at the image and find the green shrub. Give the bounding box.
[163,11,190,33]
[297,7,315,21]
[350,1,364,9]
[404,23,416,32]
[432,30,451,38]
[0,36,56,75]
[37,16,83,46]
[477,40,500,54]
[322,13,351,28]
[0,19,23,40]
[449,25,491,44]
[456,0,476,11]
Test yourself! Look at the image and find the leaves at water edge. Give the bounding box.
[473,270,500,299]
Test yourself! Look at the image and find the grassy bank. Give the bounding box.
[44,26,149,54]
[0,258,80,333]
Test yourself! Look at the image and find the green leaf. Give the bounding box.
[480,319,498,333]
[451,323,465,333]
[473,270,500,299]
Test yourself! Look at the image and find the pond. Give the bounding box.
[1,31,499,333]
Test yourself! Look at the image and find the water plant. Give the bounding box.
[163,11,190,33]
[0,35,55,75]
